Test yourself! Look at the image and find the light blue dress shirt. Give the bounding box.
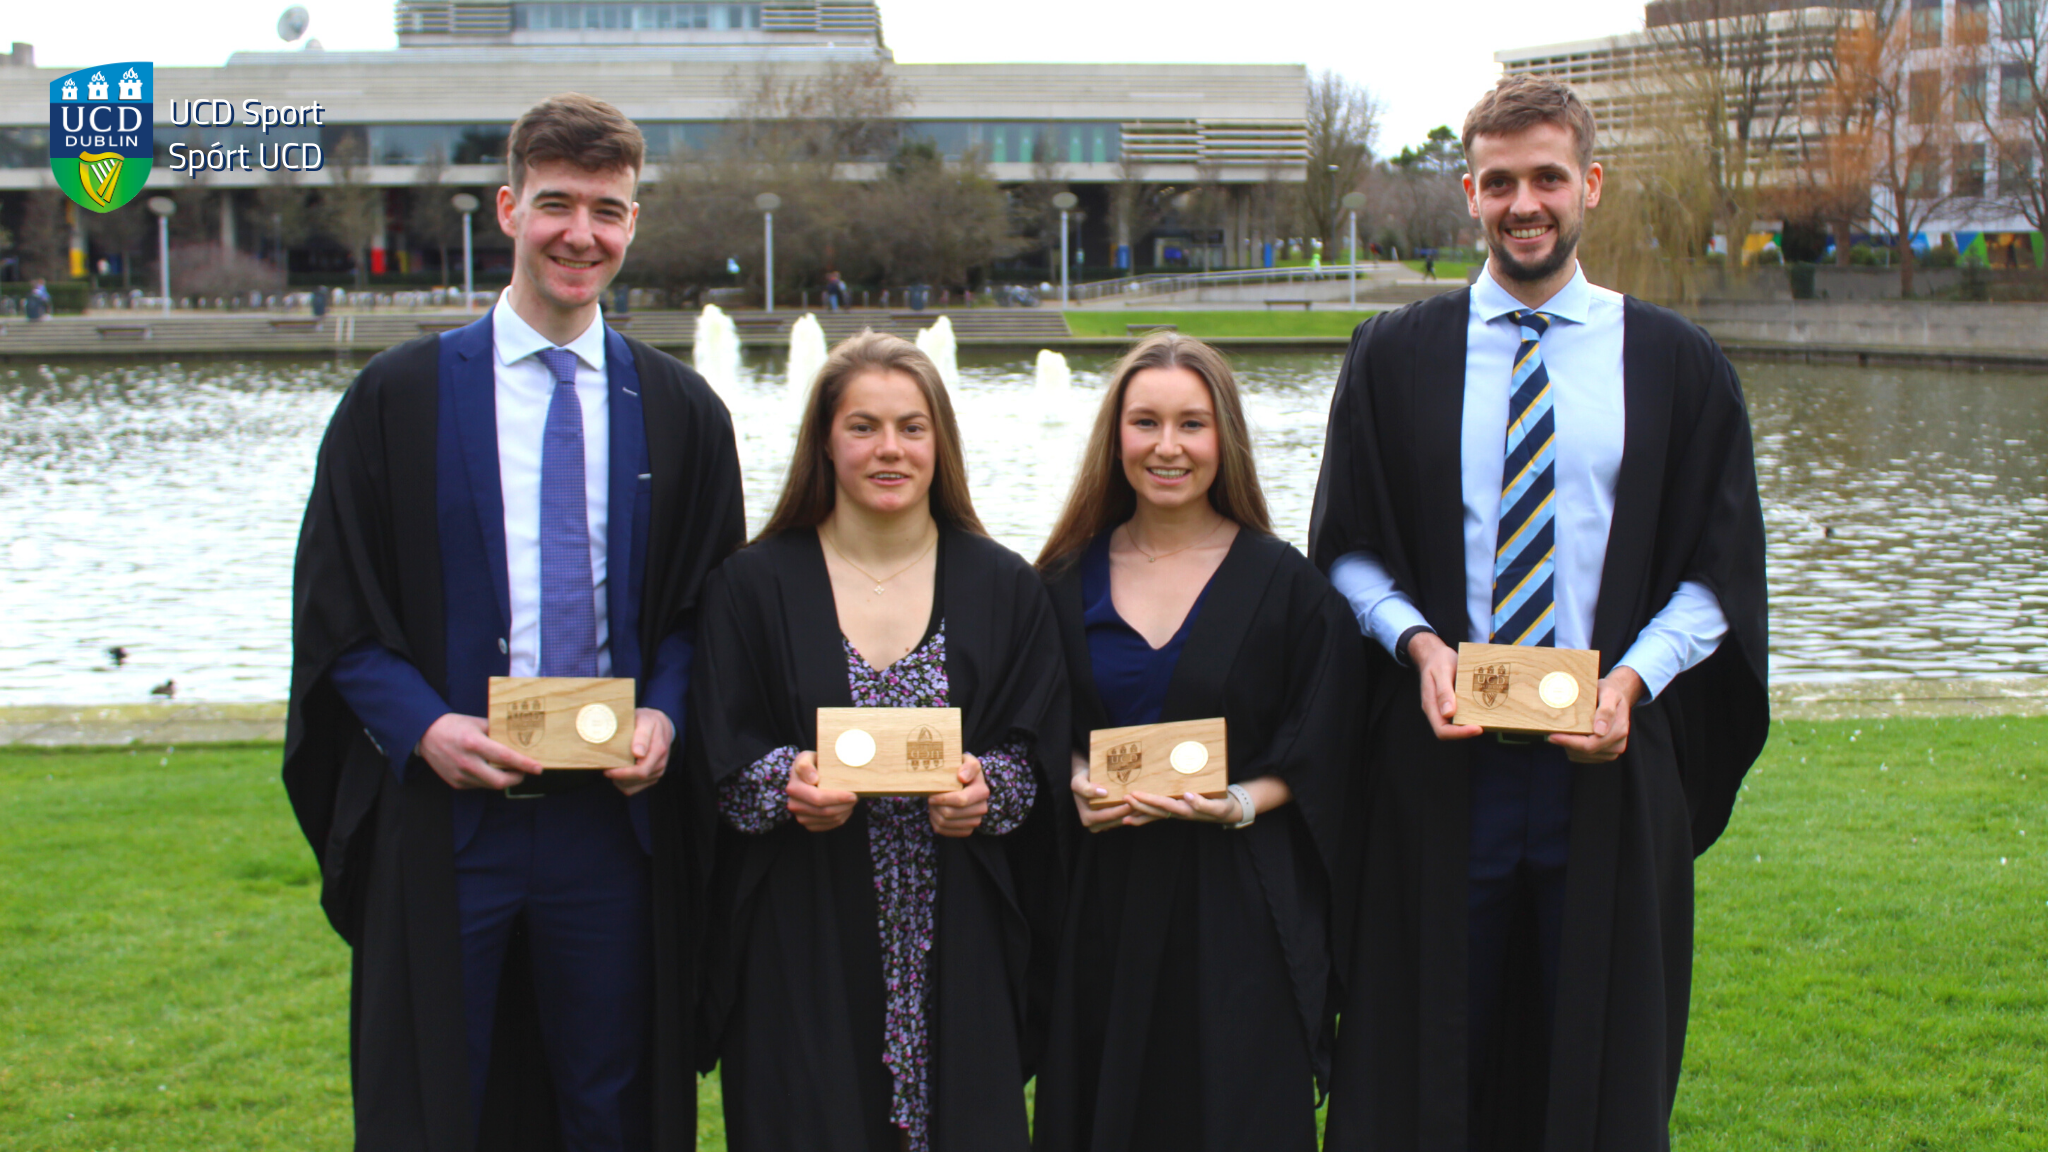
[1329,263,1727,700]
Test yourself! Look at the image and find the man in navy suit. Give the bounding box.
[285,93,745,1152]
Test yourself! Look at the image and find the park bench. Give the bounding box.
[95,324,151,340]
[605,314,632,326]
[269,318,322,332]
[417,319,468,333]
[1263,300,1314,310]
[1126,323,1178,335]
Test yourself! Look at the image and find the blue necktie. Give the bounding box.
[1492,311,1556,648]
[534,347,599,677]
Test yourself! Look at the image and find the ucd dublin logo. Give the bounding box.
[51,62,153,213]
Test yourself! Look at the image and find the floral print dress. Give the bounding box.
[716,620,1037,1152]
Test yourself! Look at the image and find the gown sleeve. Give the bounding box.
[973,739,1037,836]
[717,745,799,834]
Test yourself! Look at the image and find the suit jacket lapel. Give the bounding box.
[1591,297,1672,670]
[447,314,511,633]
[605,326,646,677]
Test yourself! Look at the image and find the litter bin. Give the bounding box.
[906,284,930,311]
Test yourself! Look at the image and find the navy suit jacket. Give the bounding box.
[330,313,688,851]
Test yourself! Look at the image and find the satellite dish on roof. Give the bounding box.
[278,6,311,42]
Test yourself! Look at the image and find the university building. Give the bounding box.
[0,0,1310,285]
[1496,0,2044,266]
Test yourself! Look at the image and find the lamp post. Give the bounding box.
[147,196,175,315]
[756,192,781,313]
[450,192,479,310]
[1341,191,1366,309]
[1051,191,1078,307]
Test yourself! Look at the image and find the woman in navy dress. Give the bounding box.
[1031,333,1365,1152]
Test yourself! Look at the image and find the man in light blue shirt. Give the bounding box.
[1314,76,1768,1151]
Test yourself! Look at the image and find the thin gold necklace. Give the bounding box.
[821,525,938,595]
[1125,516,1225,563]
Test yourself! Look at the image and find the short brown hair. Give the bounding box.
[1036,332,1271,572]
[507,93,645,193]
[755,330,987,542]
[1462,75,1596,173]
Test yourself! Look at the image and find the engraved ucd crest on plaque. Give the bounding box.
[506,697,545,748]
[905,725,945,773]
[1105,741,1142,785]
[1474,664,1512,708]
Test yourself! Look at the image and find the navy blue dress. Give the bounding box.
[1081,531,1212,730]
[1037,527,1361,1152]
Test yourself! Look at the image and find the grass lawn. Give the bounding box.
[1064,309,1369,340]
[1,718,2042,1148]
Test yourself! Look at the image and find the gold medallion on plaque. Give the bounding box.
[835,728,878,768]
[575,703,619,745]
[1538,671,1581,709]
[1169,740,1210,774]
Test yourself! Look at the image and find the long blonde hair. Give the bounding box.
[755,329,987,542]
[1035,332,1270,572]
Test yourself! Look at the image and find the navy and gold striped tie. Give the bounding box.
[1492,310,1557,648]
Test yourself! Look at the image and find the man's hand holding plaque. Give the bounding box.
[1448,643,1600,737]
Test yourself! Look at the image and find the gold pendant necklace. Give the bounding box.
[1127,516,1225,563]
[821,526,938,594]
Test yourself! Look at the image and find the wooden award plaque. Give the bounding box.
[1450,644,1599,735]
[815,707,964,795]
[487,676,636,769]
[1086,717,1228,808]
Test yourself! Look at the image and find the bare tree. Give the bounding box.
[1378,127,1467,256]
[16,189,70,280]
[636,60,1019,302]
[321,134,387,291]
[409,150,464,287]
[853,146,1022,289]
[1646,1,1834,258]
[1108,150,1175,271]
[1846,0,1972,293]
[1978,0,2047,267]
[1300,70,1382,257]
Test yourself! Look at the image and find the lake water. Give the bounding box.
[3,350,2045,705]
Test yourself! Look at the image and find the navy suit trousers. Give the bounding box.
[1466,738,1574,1103]
[457,783,651,1152]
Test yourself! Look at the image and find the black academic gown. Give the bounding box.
[1309,290,1769,1152]
[1031,529,1364,1152]
[690,526,1069,1152]
[283,330,745,1152]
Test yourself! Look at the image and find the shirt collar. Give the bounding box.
[1470,260,1592,327]
[492,291,607,373]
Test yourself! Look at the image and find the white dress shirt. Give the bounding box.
[1329,262,1727,699]
[490,292,611,677]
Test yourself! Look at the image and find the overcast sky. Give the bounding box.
[8,0,1652,150]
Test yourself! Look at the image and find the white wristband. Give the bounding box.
[1226,783,1256,829]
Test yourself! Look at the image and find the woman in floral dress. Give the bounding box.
[690,331,1068,1151]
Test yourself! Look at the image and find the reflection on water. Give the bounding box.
[2,351,2044,704]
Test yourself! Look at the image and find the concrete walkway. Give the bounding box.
[5,678,2046,748]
